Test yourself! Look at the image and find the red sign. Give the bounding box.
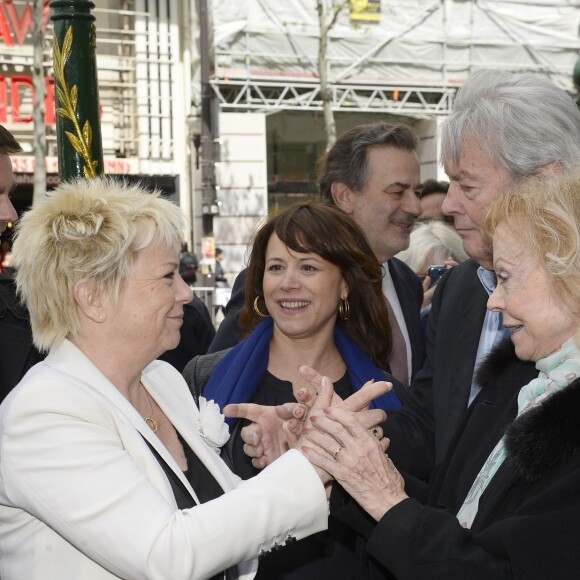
[0,75,55,124]
[0,1,54,124]
[0,1,50,46]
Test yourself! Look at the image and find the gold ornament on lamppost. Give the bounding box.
[50,0,103,181]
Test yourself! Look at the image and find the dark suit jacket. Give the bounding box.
[387,257,424,380]
[384,259,488,482]
[0,275,44,403]
[158,296,216,372]
[207,269,246,353]
[208,260,425,379]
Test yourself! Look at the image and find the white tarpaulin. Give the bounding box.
[211,0,580,89]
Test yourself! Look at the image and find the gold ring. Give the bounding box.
[333,446,342,460]
[370,427,380,438]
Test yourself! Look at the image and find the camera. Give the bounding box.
[427,265,447,287]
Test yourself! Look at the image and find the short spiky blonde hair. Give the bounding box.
[484,171,580,324]
[12,177,186,352]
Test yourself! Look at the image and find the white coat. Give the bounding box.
[0,340,327,580]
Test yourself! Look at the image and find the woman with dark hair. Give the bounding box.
[184,200,402,579]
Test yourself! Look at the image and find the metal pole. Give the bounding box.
[199,0,217,289]
[50,0,103,181]
[199,0,216,235]
[32,0,47,205]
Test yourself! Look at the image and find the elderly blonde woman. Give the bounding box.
[303,172,580,579]
[0,178,379,580]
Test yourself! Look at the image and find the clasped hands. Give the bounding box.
[223,366,390,479]
[224,366,408,519]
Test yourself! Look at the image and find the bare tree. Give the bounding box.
[32,0,47,205]
[317,0,346,152]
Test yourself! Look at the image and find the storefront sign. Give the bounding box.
[11,156,141,175]
[0,75,56,124]
[0,1,50,47]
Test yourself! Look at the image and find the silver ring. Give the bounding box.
[370,427,380,438]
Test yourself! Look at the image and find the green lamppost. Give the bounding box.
[50,0,103,181]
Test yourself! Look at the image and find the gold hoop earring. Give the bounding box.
[253,296,270,318]
[338,298,350,320]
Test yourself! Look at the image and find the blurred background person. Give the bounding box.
[416,178,452,223]
[0,178,330,579]
[178,241,198,287]
[200,236,215,275]
[214,247,231,322]
[397,220,468,314]
[215,247,229,288]
[158,295,216,373]
[397,221,467,282]
[184,201,403,580]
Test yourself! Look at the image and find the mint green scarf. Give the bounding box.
[457,338,580,529]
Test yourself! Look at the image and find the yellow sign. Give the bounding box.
[350,0,381,23]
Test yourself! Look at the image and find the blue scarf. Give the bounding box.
[204,318,401,428]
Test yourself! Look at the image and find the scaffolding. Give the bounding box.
[203,0,580,116]
[210,78,457,115]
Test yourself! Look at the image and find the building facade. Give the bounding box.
[193,0,580,277]
[0,0,196,244]
[2,1,578,283]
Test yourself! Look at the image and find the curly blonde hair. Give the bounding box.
[12,177,186,351]
[484,171,580,338]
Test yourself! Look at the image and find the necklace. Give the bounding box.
[143,387,158,433]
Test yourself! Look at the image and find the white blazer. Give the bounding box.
[0,340,328,580]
